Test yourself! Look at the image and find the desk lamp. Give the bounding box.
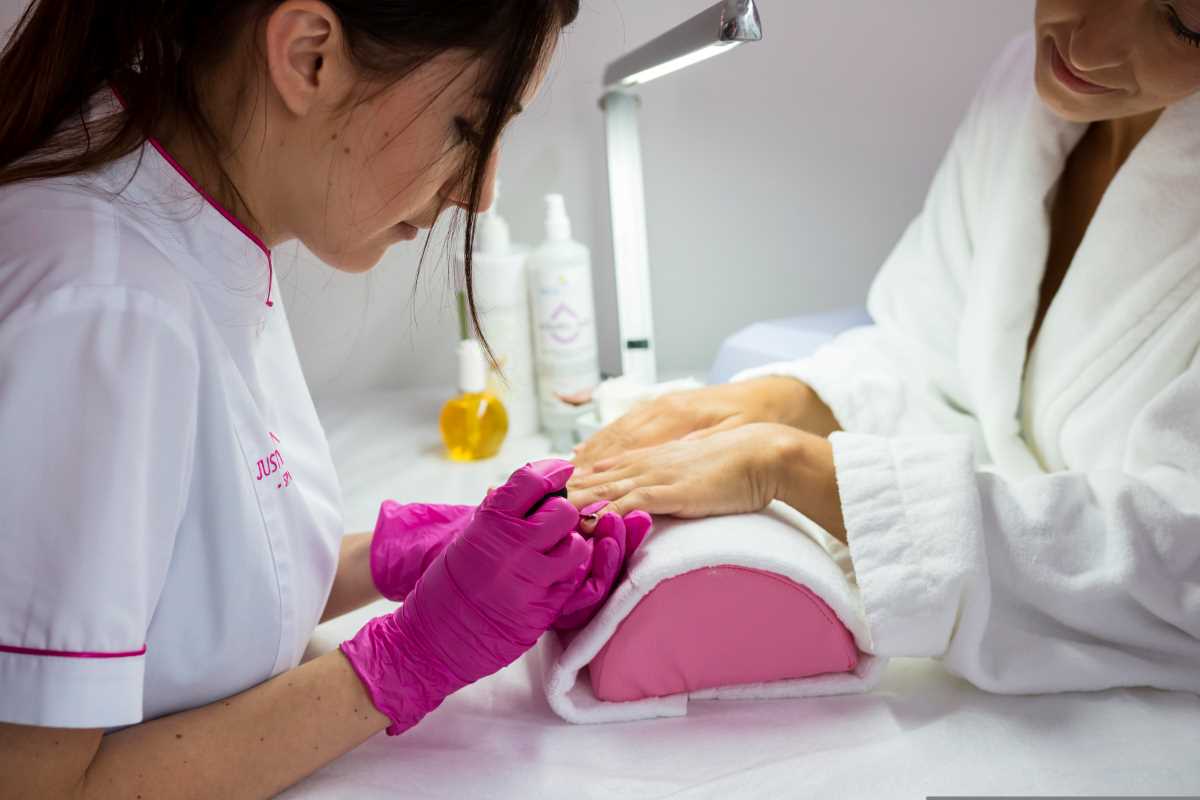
[600,0,763,385]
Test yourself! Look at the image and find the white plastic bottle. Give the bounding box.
[458,185,540,438]
[527,194,601,449]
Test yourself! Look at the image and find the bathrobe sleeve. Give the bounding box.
[0,287,200,728]
[731,38,1024,444]
[832,351,1200,694]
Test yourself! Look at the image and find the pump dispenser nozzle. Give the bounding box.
[476,180,511,256]
[544,193,572,242]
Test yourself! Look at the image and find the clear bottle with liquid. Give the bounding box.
[441,338,509,462]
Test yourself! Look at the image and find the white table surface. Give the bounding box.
[281,389,1200,799]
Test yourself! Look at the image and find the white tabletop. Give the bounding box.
[283,389,1200,799]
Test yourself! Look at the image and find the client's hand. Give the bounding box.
[568,423,847,542]
[572,379,808,471]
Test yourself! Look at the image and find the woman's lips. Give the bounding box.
[1049,39,1119,96]
[394,222,420,241]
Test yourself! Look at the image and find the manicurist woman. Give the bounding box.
[0,2,648,797]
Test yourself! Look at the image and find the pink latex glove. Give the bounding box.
[553,505,653,633]
[369,501,652,628]
[369,502,473,601]
[341,460,590,735]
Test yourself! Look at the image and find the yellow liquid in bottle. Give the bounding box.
[440,391,509,462]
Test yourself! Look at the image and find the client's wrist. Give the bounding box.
[770,427,847,543]
[738,376,817,429]
[750,376,842,437]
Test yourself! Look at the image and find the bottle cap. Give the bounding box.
[457,339,487,393]
[476,180,511,255]
[544,193,572,242]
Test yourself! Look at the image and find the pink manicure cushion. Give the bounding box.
[588,565,859,703]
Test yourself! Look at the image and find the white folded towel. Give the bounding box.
[541,503,889,724]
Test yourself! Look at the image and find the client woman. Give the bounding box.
[570,0,1200,696]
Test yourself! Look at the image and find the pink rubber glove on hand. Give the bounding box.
[369,501,652,630]
[341,460,590,735]
[370,502,473,601]
[553,506,653,633]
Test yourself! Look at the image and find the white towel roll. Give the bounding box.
[541,502,889,725]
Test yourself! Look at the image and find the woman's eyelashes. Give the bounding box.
[1165,3,1200,47]
[454,117,484,149]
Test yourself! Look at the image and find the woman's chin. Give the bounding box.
[308,241,393,274]
[1036,73,1101,123]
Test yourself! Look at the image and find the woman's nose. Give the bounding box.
[445,179,496,215]
[1066,5,1135,72]
[446,151,500,213]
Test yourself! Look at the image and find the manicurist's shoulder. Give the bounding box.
[0,173,198,342]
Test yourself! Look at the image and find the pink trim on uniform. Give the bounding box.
[108,83,274,307]
[0,643,148,659]
[144,136,275,307]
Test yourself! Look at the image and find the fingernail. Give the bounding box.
[580,501,608,516]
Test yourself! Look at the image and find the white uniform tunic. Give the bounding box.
[737,34,1200,694]
[0,131,344,728]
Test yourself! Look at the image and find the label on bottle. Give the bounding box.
[530,262,601,424]
[478,303,539,438]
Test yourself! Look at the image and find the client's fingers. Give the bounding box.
[681,419,739,442]
[575,501,610,536]
[568,462,637,491]
[588,445,662,475]
[569,476,647,515]
[605,486,686,519]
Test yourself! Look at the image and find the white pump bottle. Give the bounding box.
[527,194,601,449]
[462,183,540,438]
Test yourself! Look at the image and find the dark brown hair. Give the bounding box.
[0,0,579,346]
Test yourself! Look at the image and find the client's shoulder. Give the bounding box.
[976,32,1040,117]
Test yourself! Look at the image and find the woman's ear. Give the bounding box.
[263,0,345,117]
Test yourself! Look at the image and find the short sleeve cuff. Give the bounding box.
[0,649,145,728]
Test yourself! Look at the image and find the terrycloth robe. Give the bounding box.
[736,33,1200,694]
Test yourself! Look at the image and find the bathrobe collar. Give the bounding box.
[960,87,1200,475]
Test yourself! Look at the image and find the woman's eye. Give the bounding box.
[455,118,483,149]
[1166,4,1200,47]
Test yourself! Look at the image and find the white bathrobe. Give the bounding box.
[736,33,1200,695]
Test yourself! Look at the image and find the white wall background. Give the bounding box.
[2,1,1035,402]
